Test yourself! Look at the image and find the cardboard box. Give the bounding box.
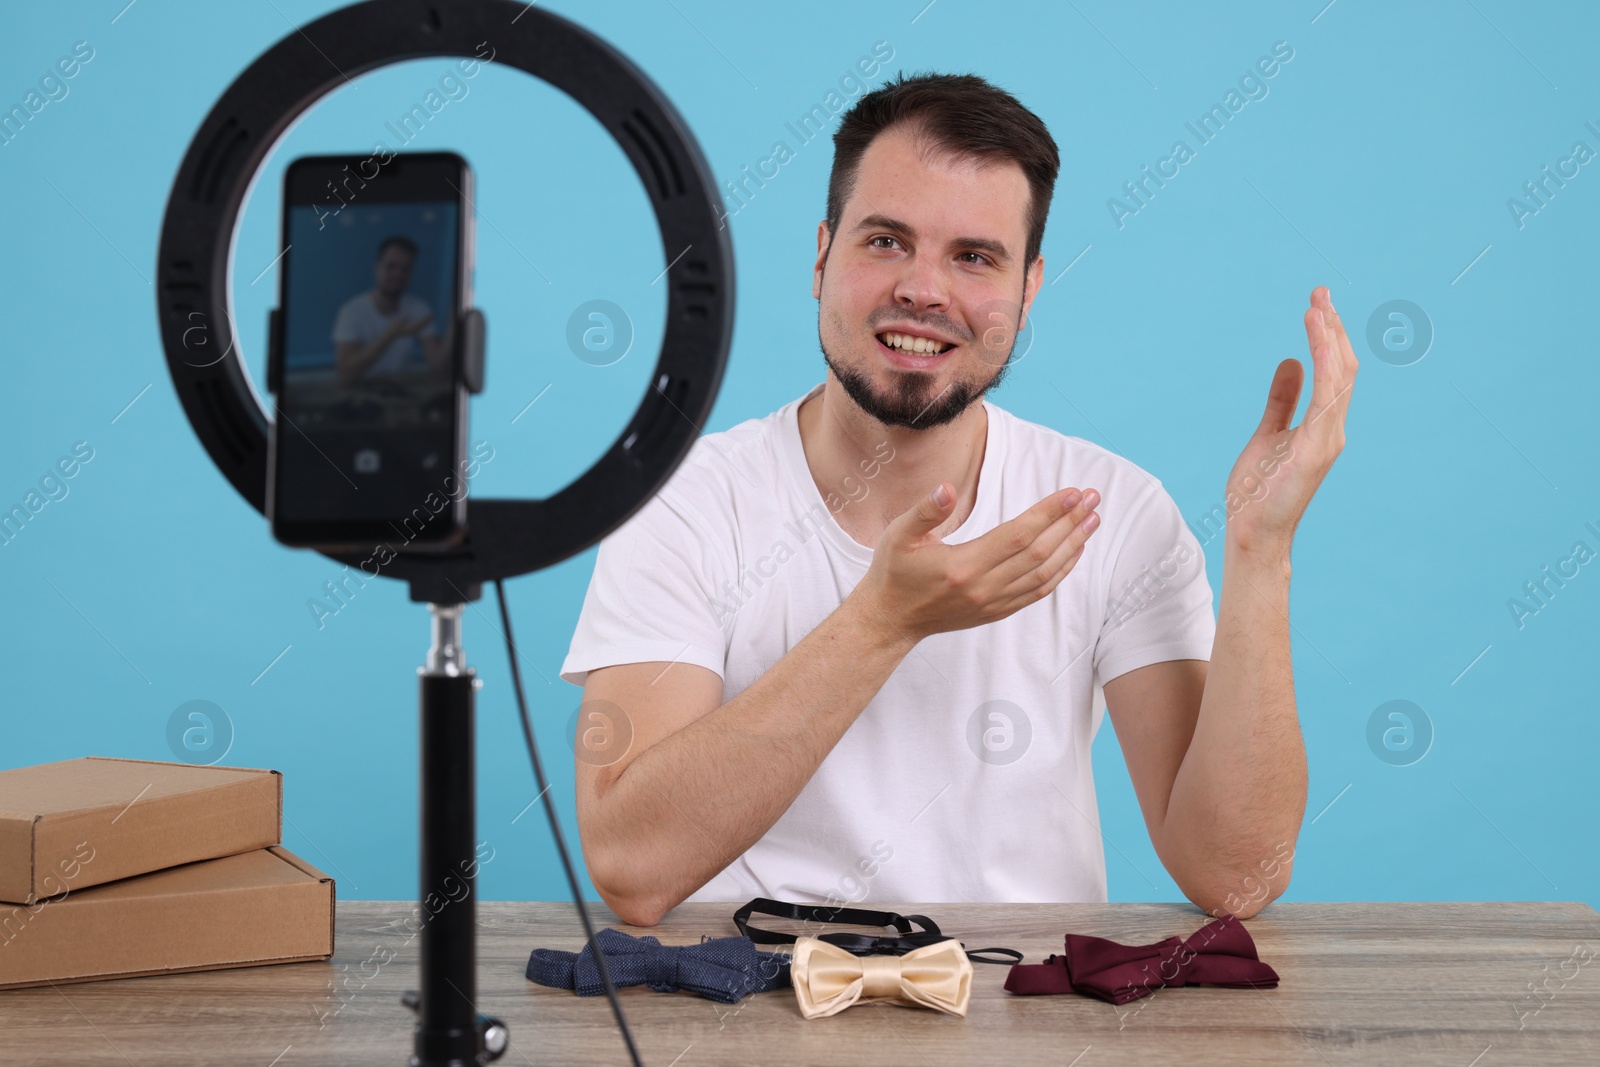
[0,756,281,905]
[0,846,334,989]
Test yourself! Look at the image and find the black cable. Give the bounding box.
[494,578,643,1067]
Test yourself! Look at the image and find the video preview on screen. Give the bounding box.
[280,201,459,430]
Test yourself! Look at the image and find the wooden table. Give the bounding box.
[2,900,1597,1065]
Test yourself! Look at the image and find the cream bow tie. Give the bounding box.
[790,936,973,1019]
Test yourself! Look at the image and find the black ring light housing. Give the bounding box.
[156,0,733,605]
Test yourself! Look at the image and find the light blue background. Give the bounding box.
[1,0,1595,912]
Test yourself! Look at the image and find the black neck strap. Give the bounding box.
[732,897,1022,966]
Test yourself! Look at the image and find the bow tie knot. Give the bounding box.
[638,944,689,994]
[1148,934,1197,988]
[859,955,907,999]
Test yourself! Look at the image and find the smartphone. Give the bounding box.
[267,151,475,551]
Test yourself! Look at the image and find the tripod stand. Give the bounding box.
[401,603,508,1065]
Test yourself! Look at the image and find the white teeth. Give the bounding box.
[879,332,949,355]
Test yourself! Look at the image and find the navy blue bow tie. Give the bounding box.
[526,928,792,1004]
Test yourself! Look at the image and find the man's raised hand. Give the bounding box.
[1221,285,1358,556]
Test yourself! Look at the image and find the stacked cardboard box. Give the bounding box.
[0,756,334,989]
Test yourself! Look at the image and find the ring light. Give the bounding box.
[156,0,733,604]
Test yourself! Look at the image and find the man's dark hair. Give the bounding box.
[826,72,1060,271]
[376,234,418,261]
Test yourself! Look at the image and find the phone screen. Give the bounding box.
[270,152,470,550]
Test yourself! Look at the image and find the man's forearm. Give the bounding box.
[1161,536,1307,916]
[584,590,917,923]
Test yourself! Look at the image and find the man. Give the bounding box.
[332,235,450,384]
[560,72,1356,925]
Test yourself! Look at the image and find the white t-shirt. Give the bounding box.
[561,382,1216,906]
[331,291,435,375]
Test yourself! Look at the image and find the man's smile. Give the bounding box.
[875,329,957,369]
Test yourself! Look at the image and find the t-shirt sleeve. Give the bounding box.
[559,483,730,689]
[1092,481,1216,686]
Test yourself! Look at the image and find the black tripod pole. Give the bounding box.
[406,603,507,1067]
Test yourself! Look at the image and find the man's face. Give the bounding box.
[812,123,1043,430]
[375,245,415,299]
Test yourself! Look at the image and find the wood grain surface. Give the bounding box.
[1,900,1596,1065]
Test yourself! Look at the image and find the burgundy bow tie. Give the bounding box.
[1003,914,1279,1004]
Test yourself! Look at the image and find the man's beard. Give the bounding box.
[819,326,1016,430]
